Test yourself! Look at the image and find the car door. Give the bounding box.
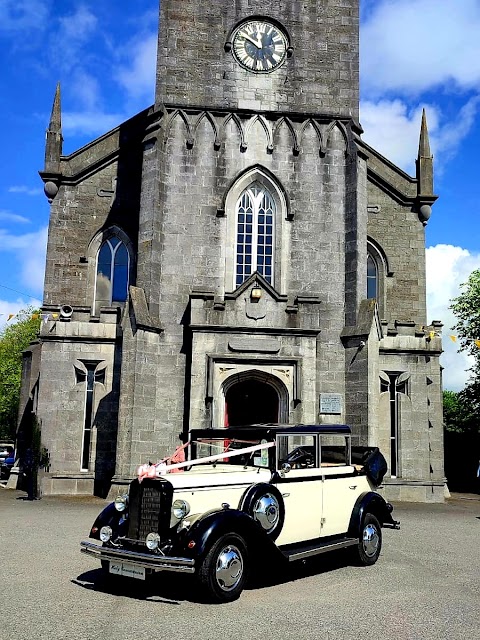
[319,434,358,537]
[273,434,323,546]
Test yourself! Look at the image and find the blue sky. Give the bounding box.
[0,0,479,391]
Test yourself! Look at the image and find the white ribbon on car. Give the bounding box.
[137,441,275,481]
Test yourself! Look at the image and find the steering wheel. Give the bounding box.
[285,447,313,468]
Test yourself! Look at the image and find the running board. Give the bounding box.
[282,538,358,562]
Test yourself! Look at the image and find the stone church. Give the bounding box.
[20,0,444,501]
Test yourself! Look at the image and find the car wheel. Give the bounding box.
[239,484,285,540]
[197,534,249,603]
[352,513,382,566]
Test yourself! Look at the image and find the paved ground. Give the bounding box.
[1,486,479,640]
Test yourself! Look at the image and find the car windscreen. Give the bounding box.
[192,438,271,469]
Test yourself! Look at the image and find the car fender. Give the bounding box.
[89,502,126,539]
[176,508,280,562]
[348,492,398,536]
[238,483,285,540]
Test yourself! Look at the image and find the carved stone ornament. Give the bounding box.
[379,371,390,385]
[396,372,411,386]
[44,181,59,203]
[219,367,235,375]
[273,368,290,379]
[245,298,266,320]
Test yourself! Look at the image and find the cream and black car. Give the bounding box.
[81,424,399,602]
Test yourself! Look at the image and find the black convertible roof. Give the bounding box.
[189,424,352,440]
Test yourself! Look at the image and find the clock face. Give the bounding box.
[233,20,287,73]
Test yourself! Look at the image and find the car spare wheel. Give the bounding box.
[239,484,285,540]
[198,534,249,603]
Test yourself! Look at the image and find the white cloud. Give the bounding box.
[360,100,434,172]
[426,244,480,391]
[50,5,98,73]
[0,226,48,294]
[360,96,480,174]
[431,96,480,167]
[361,0,480,96]
[57,5,97,42]
[63,110,126,137]
[116,34,157,102]
[40,20,157,138]
[8,185,42,197]
[0,210,30,224]
[0,0,50,34]
[70,70,102,112]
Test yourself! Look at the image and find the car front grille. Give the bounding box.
[127,478,173,543]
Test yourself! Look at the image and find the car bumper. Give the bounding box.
[80,540,196,574]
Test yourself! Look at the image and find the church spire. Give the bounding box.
[416,108,437,224]
[416,108,433,196]
[44,82,63,174]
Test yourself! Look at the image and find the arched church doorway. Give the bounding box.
[224,379,280,427]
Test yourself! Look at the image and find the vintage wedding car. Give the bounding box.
[81,424,400,602]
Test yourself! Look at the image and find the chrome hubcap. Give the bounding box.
[215,544,243,591]
[362,523,380,557]
[253,494,279,531]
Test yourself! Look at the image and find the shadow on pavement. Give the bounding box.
[73,548,353,605]
[73,569,187,604]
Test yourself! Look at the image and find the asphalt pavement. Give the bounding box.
[0,486,479,640]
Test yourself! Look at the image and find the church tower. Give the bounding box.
[116,0,368,485]
[28,0,444,502]
[155,0,359,117]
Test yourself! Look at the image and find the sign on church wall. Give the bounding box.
[319,393,343,415]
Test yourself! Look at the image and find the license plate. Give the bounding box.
[109,561,146,580]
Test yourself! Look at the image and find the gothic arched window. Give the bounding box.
[235,183,275,286]
[95,237,130,314]
[367,253,378,300]
[224,167,290,293]
[366,238,392,319]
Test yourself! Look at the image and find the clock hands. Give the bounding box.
[241,33,263,49]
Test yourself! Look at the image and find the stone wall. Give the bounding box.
[156,0,359,118]
[36,310,120,496]
[367,179,427,326]
[379,331,444,503]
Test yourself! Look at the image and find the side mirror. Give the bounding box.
[280,462,291,476]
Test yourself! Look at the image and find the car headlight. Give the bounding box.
[172,499,190,520]
[146,532,161,550]
[100,526,112,543]
[114,494,128,512]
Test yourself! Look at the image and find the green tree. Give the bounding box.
[0,308,40,440]
[449,269,480,436]
[450,268,480,367]
[443,389,476,433]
